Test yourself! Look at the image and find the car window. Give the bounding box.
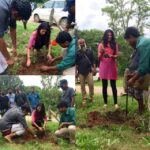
[43,1,55,8]
[54,1,66,8]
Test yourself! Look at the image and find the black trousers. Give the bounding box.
[102,80,118,105]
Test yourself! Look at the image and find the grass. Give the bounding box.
[4,22,61,74]
[0,92,150,150]
[75,93,150,150]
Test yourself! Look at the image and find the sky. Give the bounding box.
[19,76,75,89]
[76,0,150,36]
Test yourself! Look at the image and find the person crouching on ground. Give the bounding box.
[55,101,76,144]
[26,22,52,67]
[76,38,96,106]
[40,31,75,75]
[0,105,37,142]
[31,103,47,133]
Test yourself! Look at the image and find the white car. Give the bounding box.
[32,0,68,28]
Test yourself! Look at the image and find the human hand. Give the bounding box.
[47,54,53,61]
[40,66,50,72]
[100,48,105,54]
[7,59,14,65]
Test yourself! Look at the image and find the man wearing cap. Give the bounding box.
[0,105,37,142]
[76,39,96,106]
[0,0,31,66]
[59,79,75,107]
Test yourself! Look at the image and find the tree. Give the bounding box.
[40,76,62,110]
[41,76,62,89]
[102,0,150,36]
[0,76,24,92]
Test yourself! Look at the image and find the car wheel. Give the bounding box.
[59,18,68,30]
[34,14,40,22]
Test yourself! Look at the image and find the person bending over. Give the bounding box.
[26,22,52,67]
[0,105,37,142]
[31,103,47,133]
[41,31,75,74]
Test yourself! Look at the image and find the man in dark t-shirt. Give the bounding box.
[59,79,75,107]
[76,39,96,106]
[0,90,9,116]
[15,87,29,108]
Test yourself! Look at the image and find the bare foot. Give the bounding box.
[7,59,14,65]
[4,136,12,143]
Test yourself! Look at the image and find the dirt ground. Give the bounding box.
[79,110,140,129]
[8,54,58,75]
[14,132,57,145]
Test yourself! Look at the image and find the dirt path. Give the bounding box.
[76,85,124,96]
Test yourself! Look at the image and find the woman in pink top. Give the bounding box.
[26,22,52,67]
[98,29,119,109]
[32,103,47,132]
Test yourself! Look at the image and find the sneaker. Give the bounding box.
[115,104,119,109]
[103,104,107,108]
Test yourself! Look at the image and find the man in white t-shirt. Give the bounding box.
[6,89,16,108]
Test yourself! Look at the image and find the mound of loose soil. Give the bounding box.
[86,110,140,128]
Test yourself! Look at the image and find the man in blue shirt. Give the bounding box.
[28,87,40,110]
[0,0,31,65]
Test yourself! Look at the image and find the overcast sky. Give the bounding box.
[19,76,75,89]
[76,0,150,36]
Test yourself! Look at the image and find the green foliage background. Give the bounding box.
[78,30,133,76]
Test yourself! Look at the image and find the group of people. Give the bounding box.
[76,27,150,114]
[0,79,76,144]
[0,0,76,75]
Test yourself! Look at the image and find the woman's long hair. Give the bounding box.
[35,22,51,48]
[102,29,117,54]
[35,103,46,119]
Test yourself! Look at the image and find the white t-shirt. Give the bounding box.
[6,93,16,107]
[0,52,8,74]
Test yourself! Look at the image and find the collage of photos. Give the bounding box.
[0,0,150,150]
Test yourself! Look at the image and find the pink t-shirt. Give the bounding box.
[31,110,47,124]
[27,31,37,49]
